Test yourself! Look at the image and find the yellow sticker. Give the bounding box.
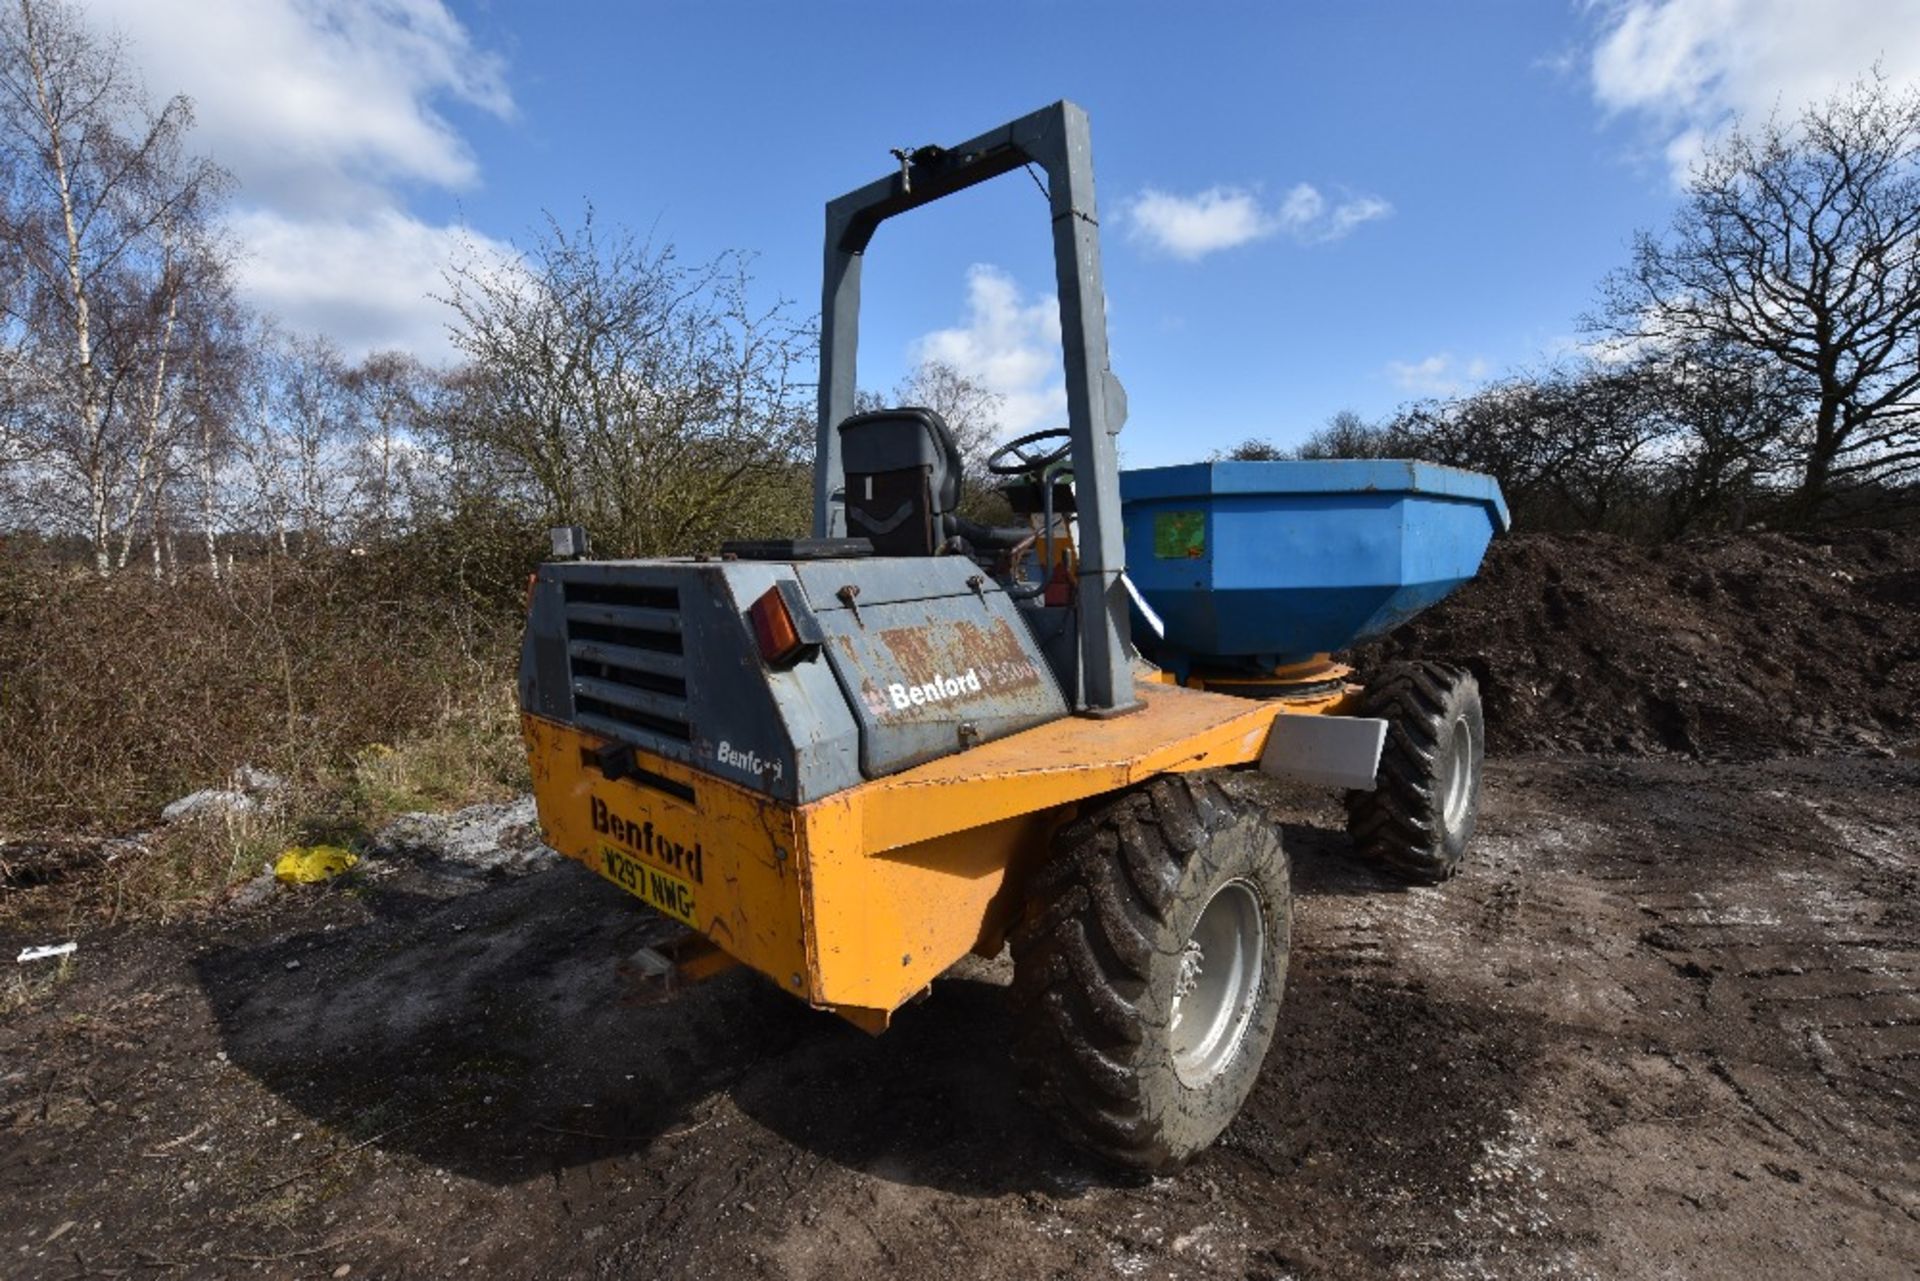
[600,843,698,927]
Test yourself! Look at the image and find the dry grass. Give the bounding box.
[338,684,529,828]
[0,548,524,835]
[1,697,529,929]
[1,950,75,1017]
[93,806,292,924]
[0,543,533,926]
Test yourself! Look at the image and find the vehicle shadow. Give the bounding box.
[1282,821,1419,896]
[196,854,1115,1195]
[194,861,813,1185]
[195,832,1531,1202]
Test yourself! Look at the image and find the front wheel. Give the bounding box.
[1009,772,1291,1173]
[1345,662,1485,883]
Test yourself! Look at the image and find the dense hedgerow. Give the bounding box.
[0,541,531,836]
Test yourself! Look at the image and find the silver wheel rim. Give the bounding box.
[1170,878,1265,1088]
[1441,713,1475,831]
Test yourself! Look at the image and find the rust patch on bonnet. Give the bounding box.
[838,616,1053,722]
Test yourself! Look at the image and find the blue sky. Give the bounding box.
[89,1,1920,466]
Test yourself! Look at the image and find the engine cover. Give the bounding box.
[519,556,1068,804]
[790,559,1069,778]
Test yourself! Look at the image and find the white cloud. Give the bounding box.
[227,208,515,357]
[1122,182,1391,260]
[1276,183,1325,231]
[1588,0,1920,182]
[1125,186,1273,259]
[90,0,514,358]
[1326,194,1394,239]
[911,266,1067,436]
[1387,353,1491,397]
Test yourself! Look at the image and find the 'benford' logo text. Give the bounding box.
[589,795,704,883]
[888,666,983,711]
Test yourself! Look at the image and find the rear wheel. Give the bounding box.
[1345,662,1484,883]
[1009,772,1291,1173]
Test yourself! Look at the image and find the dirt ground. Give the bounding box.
[4,750,1916,1280]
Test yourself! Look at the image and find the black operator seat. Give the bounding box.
[838,407,963,556]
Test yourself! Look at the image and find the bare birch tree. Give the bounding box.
[343,350,434,541]
[0,0,228,570]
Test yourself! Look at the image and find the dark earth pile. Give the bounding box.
[1356,528,1920,759]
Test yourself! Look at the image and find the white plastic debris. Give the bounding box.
[162,788,257,822]
[17,941,77,963]
[234,766,287,795]
[160,766,288,823]
[374,797,553,876]
[230,867,280,909]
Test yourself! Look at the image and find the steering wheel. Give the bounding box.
[987,428,1073,477]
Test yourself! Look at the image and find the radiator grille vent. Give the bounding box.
[560,580,689,749]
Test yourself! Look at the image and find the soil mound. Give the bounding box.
[1356,528,1920,759]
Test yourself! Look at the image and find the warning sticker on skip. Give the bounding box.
[1154,510,1206,559]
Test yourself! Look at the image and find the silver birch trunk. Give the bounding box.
[115,280,180,569]
[22,1,108,573]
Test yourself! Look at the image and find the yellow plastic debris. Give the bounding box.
[273,845,360,884]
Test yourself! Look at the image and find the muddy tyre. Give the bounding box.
[1008,772,1291,1173]
[1345,662,1484,884]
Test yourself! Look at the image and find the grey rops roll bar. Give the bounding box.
[813,100,1137,716]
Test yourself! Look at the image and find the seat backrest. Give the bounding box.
[838,407,963,556]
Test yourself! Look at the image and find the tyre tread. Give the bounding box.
[1344,661,1481,883]
[1010,772,1277,1171]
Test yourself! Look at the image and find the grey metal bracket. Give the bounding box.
[1259,715,1388,791]
[813,100,1136,715]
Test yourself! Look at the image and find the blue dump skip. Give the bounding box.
[1119,460,1510,673]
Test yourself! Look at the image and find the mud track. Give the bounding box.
[4,755,1917,1279]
